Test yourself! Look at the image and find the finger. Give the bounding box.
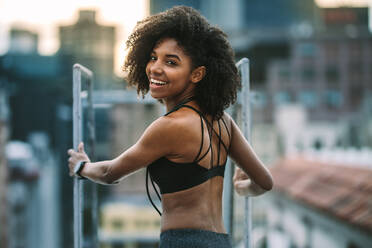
[235,167,248,180]
[78,142,84,152]
[67,149,74,155]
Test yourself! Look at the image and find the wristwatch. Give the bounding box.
[74,161,88,179]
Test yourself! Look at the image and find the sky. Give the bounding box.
[0,0,148,74]
[0,0,371,74]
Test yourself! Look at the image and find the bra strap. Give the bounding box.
[180,105,229,153]
[164,96,195,116]
[192,114,204,162]
[146,168,162,216]
[217,120,222,166]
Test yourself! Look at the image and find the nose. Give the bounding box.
[148,59,163,76]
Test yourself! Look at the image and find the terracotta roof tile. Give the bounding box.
[270,157,372,233]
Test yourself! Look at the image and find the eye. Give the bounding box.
[149,55,157,61]
[166,60,177,66]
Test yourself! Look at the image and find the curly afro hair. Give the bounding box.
[124,6,241,119]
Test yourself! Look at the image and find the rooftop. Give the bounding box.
[270,156,372,233]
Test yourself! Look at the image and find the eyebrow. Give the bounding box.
[165,54,181,61]
[151,51,181,61]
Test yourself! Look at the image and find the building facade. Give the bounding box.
[266,32,372,123]
[59,10,117,89]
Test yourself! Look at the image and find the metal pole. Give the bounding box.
[223,156,234,235]
[240,58,252,248]
[223,58,251,247]
[73,64,95,248]
[0,89,9,248]
[85,69,98,248]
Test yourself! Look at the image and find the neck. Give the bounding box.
[164,94,195,112]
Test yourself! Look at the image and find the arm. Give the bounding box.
[67,116,177,185]
[228,115,273,196]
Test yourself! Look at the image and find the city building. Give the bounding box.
[0,26,72,247]
[8,28,39,54]
[345,92,372,148]
[99,196,160,248]
[0,28,66,142]
[273,104,347,155]
[150,2,371,125]
[5,133,62,248]
[266,30,372,123]
[267,156,372,248]
[59,9,118,89]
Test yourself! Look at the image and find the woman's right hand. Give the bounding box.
[67,142,90,177]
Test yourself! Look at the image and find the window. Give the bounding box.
[325,65,339,83]
[349,41,363,58]
[349,85,363,107]
[325,42,339,61]
[324,90,342,108]
[278,66,291,82]
[299,91,318,108]
[301,67,315,82]
[347,242,360,248]
[274,91,291,104]
[111,219,125,230]
[349,62,363,83]
[298,42,316,57]
[313,138,323,150]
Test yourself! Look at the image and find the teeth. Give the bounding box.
[151,79,167,85]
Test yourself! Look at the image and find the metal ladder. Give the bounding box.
[72,58,252,248]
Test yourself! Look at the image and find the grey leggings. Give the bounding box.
[159,229,232,248]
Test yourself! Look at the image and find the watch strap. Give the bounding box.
[75,161,88,180]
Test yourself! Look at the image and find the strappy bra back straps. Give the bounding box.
[146,97,230,215]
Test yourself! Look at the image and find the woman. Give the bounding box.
[67,6,273,248]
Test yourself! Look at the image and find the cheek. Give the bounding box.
[145,63,150,76]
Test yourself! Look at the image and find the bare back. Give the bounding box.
[148,103,231,233]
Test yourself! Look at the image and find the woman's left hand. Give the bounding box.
[67,142,91,177]
[233,167,267,196]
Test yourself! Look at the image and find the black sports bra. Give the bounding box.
[146,97,231,216]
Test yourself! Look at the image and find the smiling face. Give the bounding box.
[146,38,204,108]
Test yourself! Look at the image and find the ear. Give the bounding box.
[190,66,206,84]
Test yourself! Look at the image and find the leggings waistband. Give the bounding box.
[159,228,232,248]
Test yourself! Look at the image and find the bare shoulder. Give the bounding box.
[139,109,197,150]
[222,111,242,135]
[221,111,233,134]
[141,114,178,143]
[161,107,202,135]
[222,112,233,125]
[149,109,195,131]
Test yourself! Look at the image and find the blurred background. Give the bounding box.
[0,0,372,247]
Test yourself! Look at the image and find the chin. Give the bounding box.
[150,92,165,101]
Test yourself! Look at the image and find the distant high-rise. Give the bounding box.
[59,10,116,88]
[8,28,38,54]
